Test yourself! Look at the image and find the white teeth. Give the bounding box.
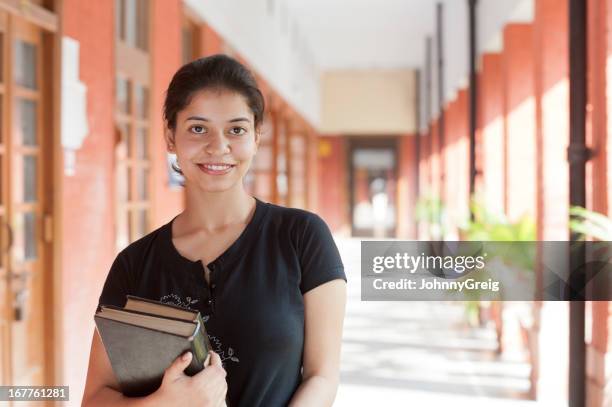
[203,164,232,171]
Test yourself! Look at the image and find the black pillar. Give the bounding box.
[568,0,590,405]
[468,0,478,220]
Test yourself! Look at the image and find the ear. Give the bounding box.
[254,126,261,150]
[164,124,176,153]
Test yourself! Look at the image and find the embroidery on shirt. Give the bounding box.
[159,294,240,366]
[159,293,199,308]
[207,333,240,365]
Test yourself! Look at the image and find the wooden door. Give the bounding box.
[0,13,50,397]
[0,8,8,391]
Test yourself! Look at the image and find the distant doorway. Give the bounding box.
[348,138,398,238]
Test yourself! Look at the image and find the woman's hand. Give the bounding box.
[152,351,228,407]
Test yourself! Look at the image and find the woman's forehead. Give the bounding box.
[185,89,250,112]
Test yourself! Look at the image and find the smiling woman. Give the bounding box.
[82,55,347,407]
[162,55,264,192]
[168,88,259,191]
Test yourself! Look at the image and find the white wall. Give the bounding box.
[320,69,417,135]
[183,0,534,134]
[184,0,321,126]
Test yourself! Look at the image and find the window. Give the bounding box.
[116,0,148,51]
[115,0,151,249]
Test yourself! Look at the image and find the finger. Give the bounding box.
[165,351,192,380]
[203,352,212,367]
[209,351,223,367]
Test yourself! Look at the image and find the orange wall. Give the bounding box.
[397,135,418,239]
[62,0,116,402]
[200,24,223,56]
[532,0,571,402]
[480,53,505,217]
[503,24,537,222]
[587,0,608,218]
[535,0,569,241]
[317,136,349,234]
[444,89,469,238]
[150,0,185,228]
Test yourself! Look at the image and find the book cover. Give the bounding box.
[94,299,210,397]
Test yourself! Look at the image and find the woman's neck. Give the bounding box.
[178,184,256,233]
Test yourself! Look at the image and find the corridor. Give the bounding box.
[0,0,608,406]
[335,238,540,407]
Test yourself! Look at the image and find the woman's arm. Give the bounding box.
[289,279,347,407]
[81,330,228,407]
[81,330,159,407]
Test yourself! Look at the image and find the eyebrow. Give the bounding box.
[185,116,251,123]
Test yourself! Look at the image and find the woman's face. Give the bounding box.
[167,88,259,193]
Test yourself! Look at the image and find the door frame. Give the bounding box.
[347,136,399,238]
[0,0,61,391]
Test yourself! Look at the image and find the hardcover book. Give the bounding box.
[94,295,211,397]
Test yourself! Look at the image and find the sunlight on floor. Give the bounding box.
[333,238,548,407]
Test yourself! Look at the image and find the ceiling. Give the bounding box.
[187,0,534,126]
[287,0,438,70]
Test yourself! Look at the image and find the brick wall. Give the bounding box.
[62,1,115,403]
[317,136,349,234]
[150,0,185,228]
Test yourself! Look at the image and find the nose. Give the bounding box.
[204,129,231,156]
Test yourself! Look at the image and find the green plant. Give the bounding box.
[455,199,537,322]
[569,206,612,241]
[461,200,536,242]
[415,194,446,239]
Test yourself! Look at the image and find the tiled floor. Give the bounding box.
[333,238,546,407]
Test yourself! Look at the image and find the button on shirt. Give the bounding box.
[96,198,347,406]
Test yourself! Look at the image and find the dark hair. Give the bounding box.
[163,54,265,132]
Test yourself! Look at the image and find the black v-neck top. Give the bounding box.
[96,198,346,406]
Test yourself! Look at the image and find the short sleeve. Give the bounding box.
[298,213,347,294]
[97,250,134,311]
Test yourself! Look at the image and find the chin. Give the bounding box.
[196,179,240,193]
[184,167,248,193]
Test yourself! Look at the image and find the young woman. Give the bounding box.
[81,55,347,407]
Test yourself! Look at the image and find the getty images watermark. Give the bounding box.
[361,241,612,301]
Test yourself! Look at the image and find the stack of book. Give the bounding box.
[95,295,211,397]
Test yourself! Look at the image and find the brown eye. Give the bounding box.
[229,127,247,136]
[190,125,206,134]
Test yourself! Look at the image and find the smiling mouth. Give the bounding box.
[197,163,236,174]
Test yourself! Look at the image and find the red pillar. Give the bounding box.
[479,53,505,218]
[61,0,115,402]
[317,136,349,234]
[532,0,570,403]
[503,24,537,222]
[199,24,223,57]
[151,0,184,228]
[397,135,418,239]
